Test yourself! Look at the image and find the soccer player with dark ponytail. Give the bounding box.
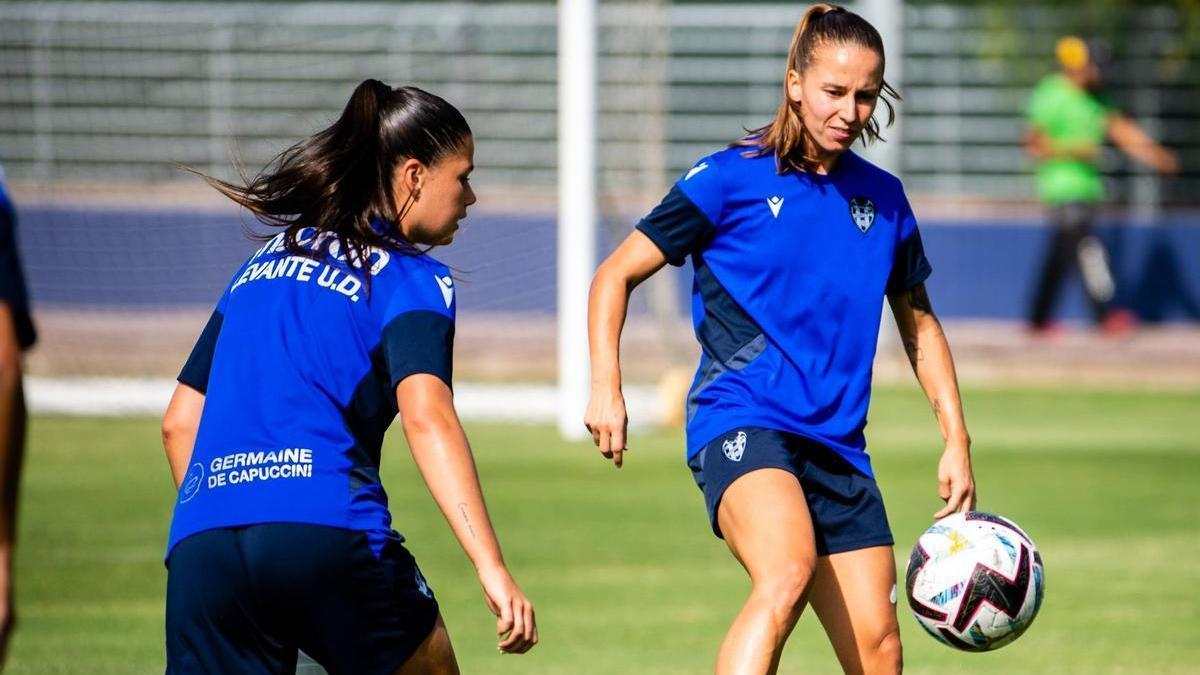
[162,79,536,674]
[586,5,974,673]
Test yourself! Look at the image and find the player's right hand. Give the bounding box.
[584,384,629,467]
[477,564,537,654]
[934,443,976,519]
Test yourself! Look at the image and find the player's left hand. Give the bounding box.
[934,442,976,519]
[477,563,538,655]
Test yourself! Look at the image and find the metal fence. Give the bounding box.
[1,1,1197,205]
[901,3,1198,209]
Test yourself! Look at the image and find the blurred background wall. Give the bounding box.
[1,0,1197,386]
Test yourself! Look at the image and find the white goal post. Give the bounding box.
[556,0,598,440]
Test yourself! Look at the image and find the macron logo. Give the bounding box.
[435,274,454,308]
[685,162,709,181]
[767,196,784,218]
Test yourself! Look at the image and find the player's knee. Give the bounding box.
[867,628,903,675]
[753,559,815,617]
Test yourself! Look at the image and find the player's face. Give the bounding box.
[395,135,477,246]
[787,42,883,167]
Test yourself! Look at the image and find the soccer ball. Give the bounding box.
[905,511,1045,651]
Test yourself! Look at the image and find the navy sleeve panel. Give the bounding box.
[382,310,455,390]
[178,309,224,394]
[635,185,718,267]
[886,228,933,295]
[0,207,37,350]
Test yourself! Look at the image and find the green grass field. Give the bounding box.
[9,386,1200,674]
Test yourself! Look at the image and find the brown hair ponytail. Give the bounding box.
[736,3,899,173]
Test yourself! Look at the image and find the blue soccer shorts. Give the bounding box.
[166,523,439,675]
[688,427,894,555]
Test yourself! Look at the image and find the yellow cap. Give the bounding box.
[1056,36,1089,70]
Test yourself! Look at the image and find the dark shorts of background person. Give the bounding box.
[166,523,439,675]
[1029,201,1111,326]
[688,427,894,556]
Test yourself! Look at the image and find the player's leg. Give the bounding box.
[1068,204,1118,324]
[791,435,900,674]
[715,467,818,674]
[809,546,902,675]
[1029,205,1077,327]
[0,304,28,663]
[396,615,459,675]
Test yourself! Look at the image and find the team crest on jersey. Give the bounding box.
[849,196,876,233]
[722,431,747,462]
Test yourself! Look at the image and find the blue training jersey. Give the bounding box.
[167,228,456,558]
[636,147,931,477]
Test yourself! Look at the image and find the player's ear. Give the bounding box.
[786,68,803,104]
[393,157,424,199]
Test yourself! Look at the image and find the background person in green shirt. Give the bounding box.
[1025,36,1178,334]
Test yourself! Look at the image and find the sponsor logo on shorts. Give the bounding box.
[722,430,747,462]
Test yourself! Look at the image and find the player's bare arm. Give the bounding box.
[1107,113,1179,175]
[584,230,668,467]
[162,383,205,488]
[397,374,537,654]
[0,304,27,664]
[888,282,976,518]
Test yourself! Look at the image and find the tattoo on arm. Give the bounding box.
[907,284,934,315]
[457,502,477,540]
[932,398,942,419]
